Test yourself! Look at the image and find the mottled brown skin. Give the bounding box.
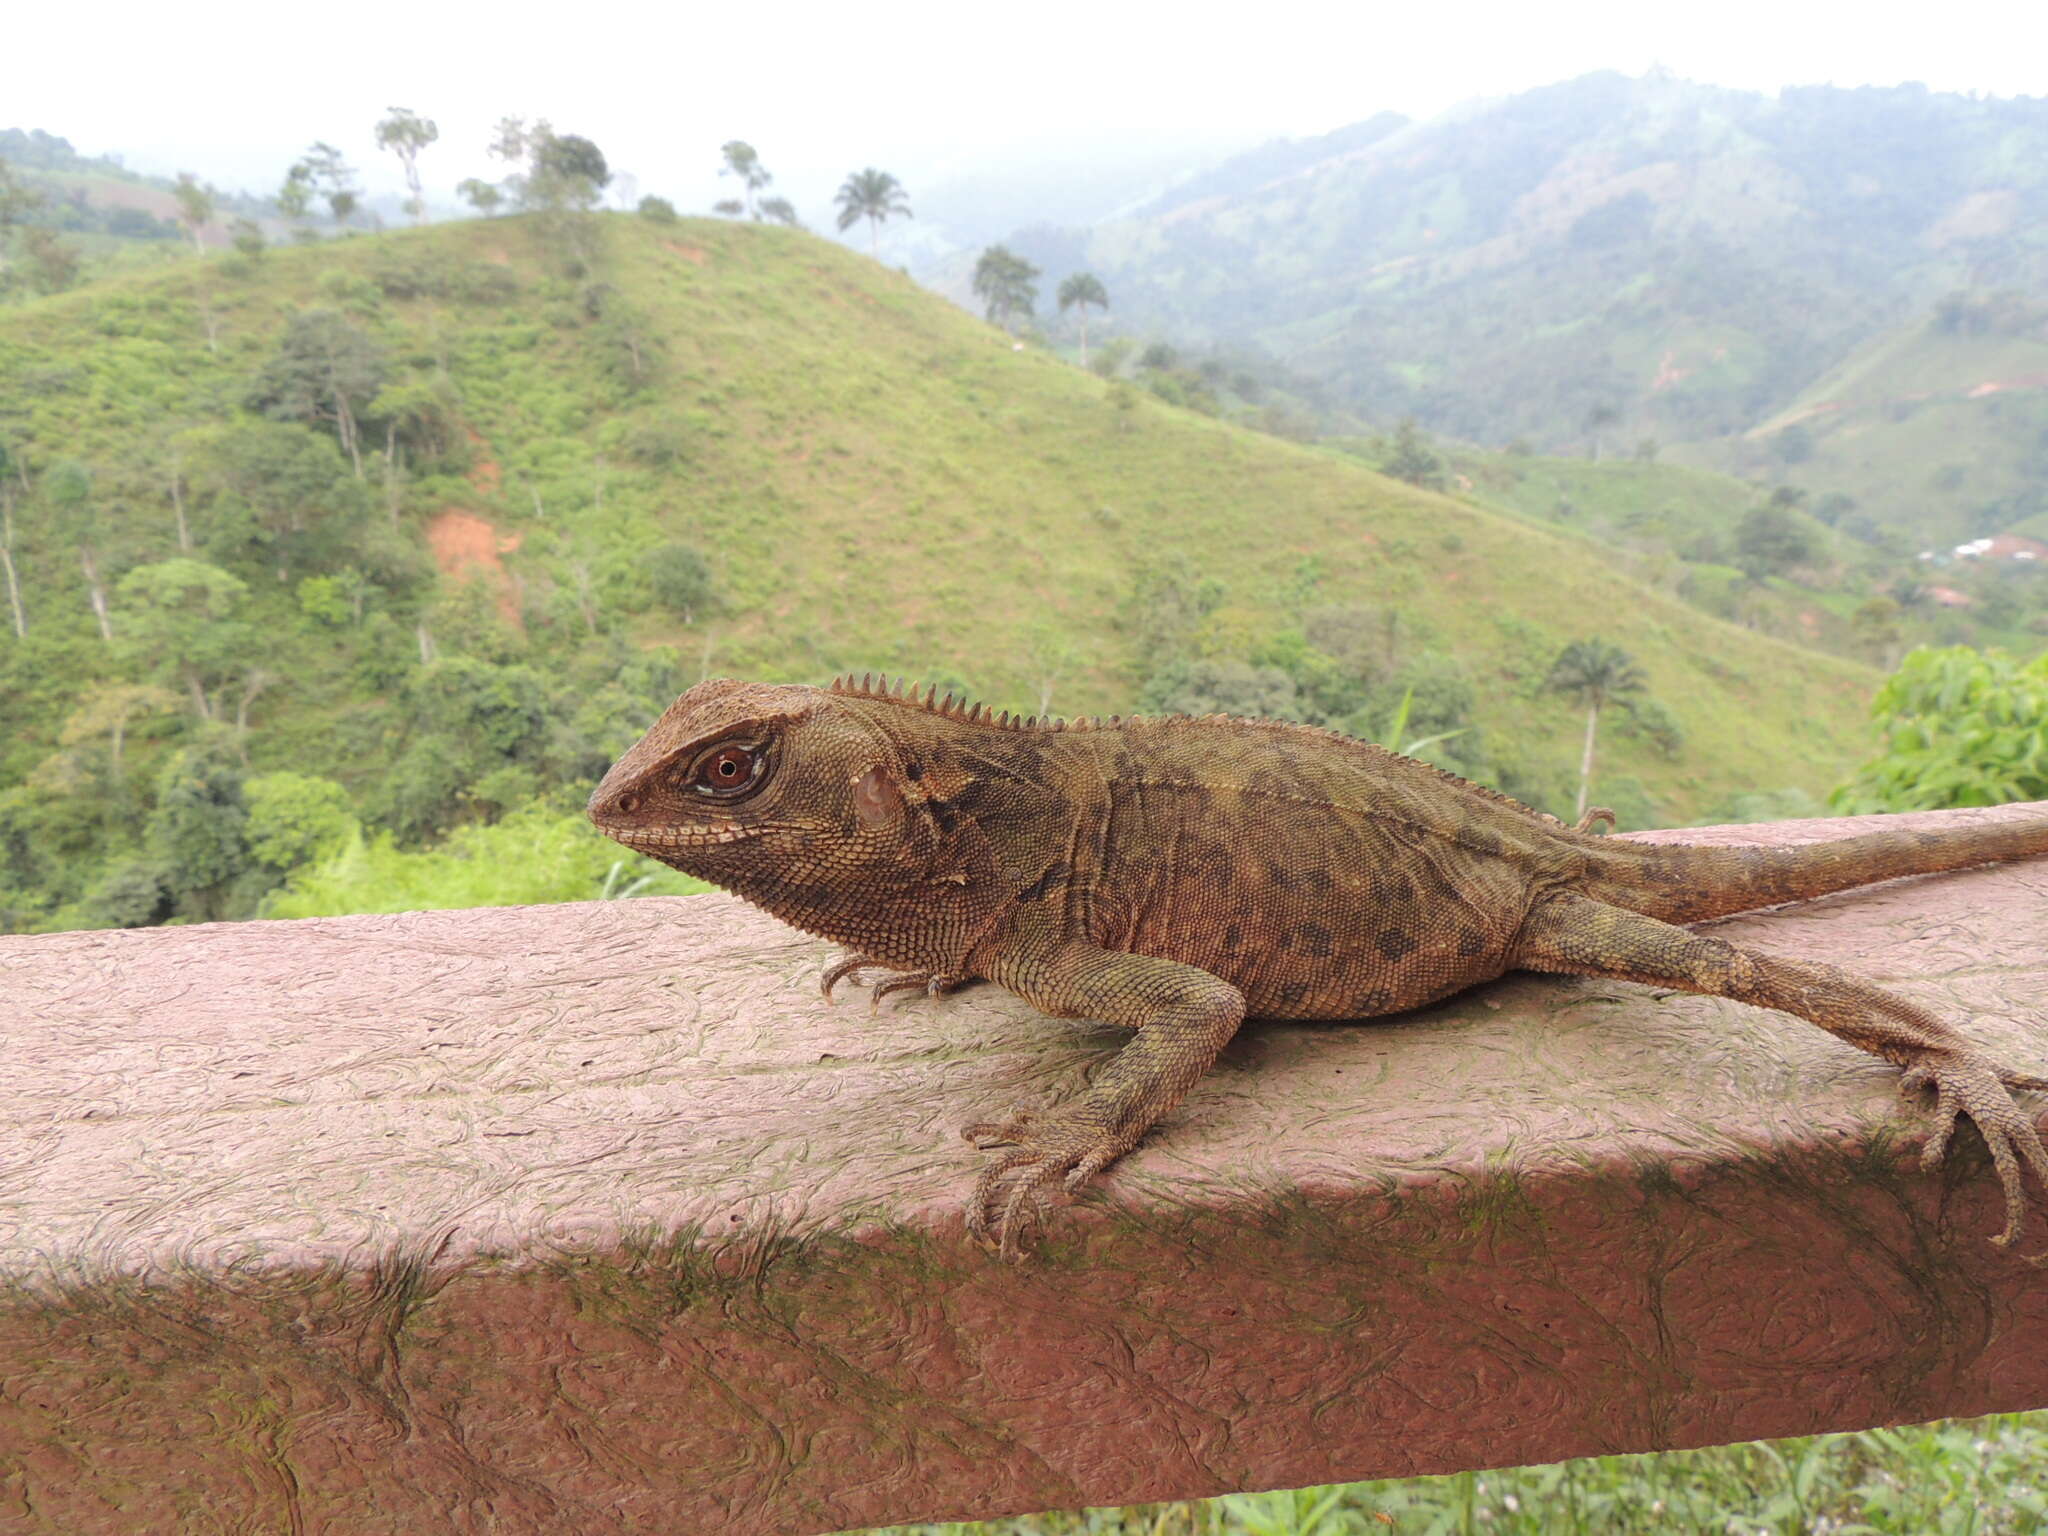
[589,675,2048,1259]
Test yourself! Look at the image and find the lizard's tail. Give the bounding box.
[1578,808,2048,925]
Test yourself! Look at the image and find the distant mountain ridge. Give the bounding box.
[975,72,2048,456]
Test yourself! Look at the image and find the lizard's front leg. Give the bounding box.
[1513,893,2048,1251]
[965,943,1245,1259]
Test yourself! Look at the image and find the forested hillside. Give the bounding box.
[973,73,2048,480]
[0,210,1881,933]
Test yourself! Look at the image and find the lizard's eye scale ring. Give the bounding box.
[688,741,770,800]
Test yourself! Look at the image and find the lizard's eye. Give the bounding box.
[689,742,769,800]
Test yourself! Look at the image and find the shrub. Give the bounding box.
[647,544,715,622]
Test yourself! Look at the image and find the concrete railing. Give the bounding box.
[4,803,2048,1534]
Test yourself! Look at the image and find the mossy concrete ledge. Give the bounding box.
[4,805,2048,1533]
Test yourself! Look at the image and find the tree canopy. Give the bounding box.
[833,169,911,255]
[1546,638,1648,818]
[374,107,440,222]
[972,245,1040,331]
[719,141,772,220]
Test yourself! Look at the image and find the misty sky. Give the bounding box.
[14,0,2048,226]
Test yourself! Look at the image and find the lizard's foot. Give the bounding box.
[962,1107,1125,1261]
[820,953,972,1010]
[1899,1052,2048,1254]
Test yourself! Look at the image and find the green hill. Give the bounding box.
[1677,299,2048,549]
[972,74,2048,456]
[0,212,1883,931]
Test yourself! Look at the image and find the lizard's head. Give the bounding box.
[586,678,961,906]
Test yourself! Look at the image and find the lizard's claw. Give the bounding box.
[820,953,971,1010]
[1898,1052,2048,1259]
[963,1108,1123,1261]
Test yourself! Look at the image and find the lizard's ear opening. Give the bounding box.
[853,764,904,830]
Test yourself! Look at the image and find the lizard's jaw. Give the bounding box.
[600,823,765,855]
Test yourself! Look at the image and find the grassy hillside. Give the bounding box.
[1679,305,2048,549]
[0,211,1884,930]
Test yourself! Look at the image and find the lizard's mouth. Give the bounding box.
[601,823,765,852]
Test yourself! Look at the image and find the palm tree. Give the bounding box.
[1056,273,1109,367]
[1545,639,1647,819]
[834,169,911,256]
[719,141,771,220]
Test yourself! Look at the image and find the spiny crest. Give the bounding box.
[828,672,1079,732]
[824,672,1553,822]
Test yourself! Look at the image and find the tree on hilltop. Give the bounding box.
[972,245,1040,332]
[488,115,539,203]
[533,133,610,211]
[489,119,610,213]
[294,143,359,228]
[1057,272,1109,367]
[1545,638,1647,819]
[834,169,911,256]
[719,141,772,220]
[276,161,316,237]
[457,178,504,217]
[375,107,440,223]
[171,174,214,254]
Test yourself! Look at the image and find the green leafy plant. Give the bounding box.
[1832,645,2048,812]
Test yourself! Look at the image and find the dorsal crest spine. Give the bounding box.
[822,672,1548,821]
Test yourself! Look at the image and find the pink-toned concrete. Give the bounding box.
[3,805,2048,1533]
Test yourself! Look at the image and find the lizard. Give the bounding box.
[587,673,2048,1259]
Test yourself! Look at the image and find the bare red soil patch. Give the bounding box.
[427,510,524,626]
[665,242,710,266]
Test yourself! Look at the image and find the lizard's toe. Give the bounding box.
[962,1109,1040,1148]
[962,1108,1124,1260]
[823,954,973,1010]
[820,952,884,1001]
[1904,1052,2048,1253]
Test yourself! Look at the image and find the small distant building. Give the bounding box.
[1925,586,1976,608]
[1944,533,2048,562]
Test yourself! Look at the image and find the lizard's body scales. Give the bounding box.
[590,676,2048,1256]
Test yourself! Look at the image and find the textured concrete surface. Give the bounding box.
[2,804,2048,1533]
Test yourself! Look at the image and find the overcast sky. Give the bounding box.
[13,0,2048,224]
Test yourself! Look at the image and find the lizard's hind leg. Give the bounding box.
[1512,893,2048,1252]
[820,952,973,1010]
